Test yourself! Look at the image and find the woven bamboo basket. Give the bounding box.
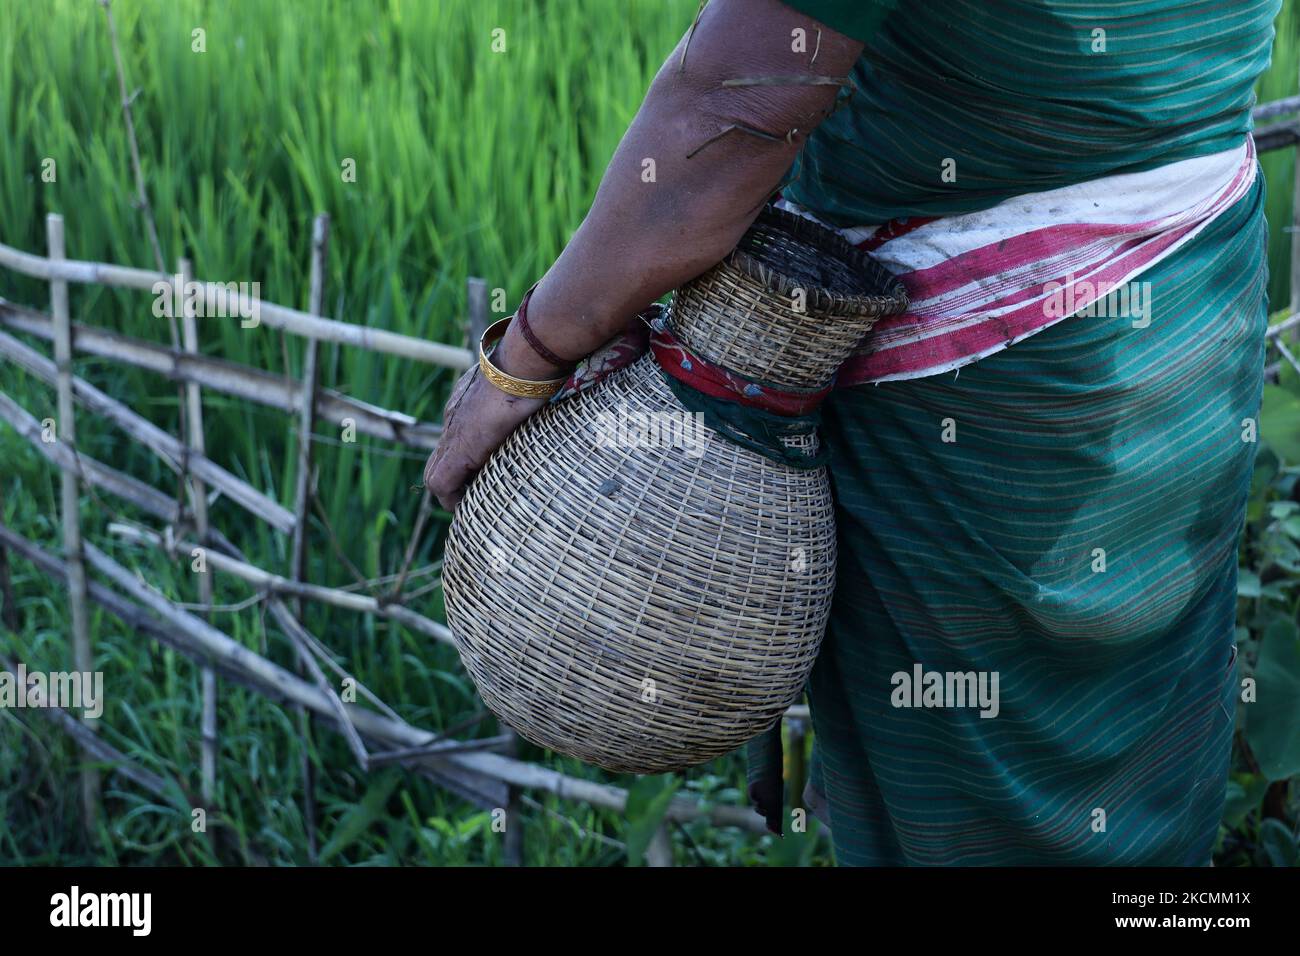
[443,206,907,774]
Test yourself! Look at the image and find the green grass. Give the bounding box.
[0,0,1296,866]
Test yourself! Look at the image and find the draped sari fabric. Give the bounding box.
[756,0,1280,864]
[805,177,1267,864]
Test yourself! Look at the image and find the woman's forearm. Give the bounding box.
[491,0,863,381]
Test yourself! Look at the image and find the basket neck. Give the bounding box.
[668,273,882,390]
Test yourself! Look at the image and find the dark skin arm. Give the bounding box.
[424,0,862,509]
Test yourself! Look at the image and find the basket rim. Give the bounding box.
[724,204,909,318]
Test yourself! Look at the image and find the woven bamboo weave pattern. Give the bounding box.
[442,206,907,773]
[672,208,907,388]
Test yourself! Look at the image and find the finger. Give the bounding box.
[428,452,480,512]
[423,442,449,493]
[435,486,463,513]
[423,406,466,492]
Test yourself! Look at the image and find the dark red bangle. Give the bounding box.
[515,283,577,370]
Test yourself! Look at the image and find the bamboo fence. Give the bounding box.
[0,220,769,866]
[0,95,1298,866]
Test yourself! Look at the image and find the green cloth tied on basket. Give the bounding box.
[659,374,828,470]
[649,317,833,470]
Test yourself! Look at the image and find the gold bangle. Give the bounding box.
[478,316,568,400]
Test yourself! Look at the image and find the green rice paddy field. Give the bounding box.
[0,0,1297,865]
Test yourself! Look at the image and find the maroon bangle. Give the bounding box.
[515,283,577,370]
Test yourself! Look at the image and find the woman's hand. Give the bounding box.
[422,364,547,512]
[423,307,655,512]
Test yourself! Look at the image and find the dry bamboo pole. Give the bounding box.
[466,277,489,345]
[645,824,674,867]
[1254,93,1300,122]
[1256,120,1300,153]
[1268,313,1300,339]
[47,213,99,837]
[0,241,473,369]
[264,581,370,769]
[109,523,454,644]
[290,214,330,862]
[0,329,295,533]
[0,300,442,450]
[178,257,218,805]
[292,214,329,595]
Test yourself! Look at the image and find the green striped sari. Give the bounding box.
[810,177,1266,864]
[759,0,1279,864]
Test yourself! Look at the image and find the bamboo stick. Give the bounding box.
[109,523,454,644]
[178,257,219,805]
[0,329,295,533]
[1268,313,1300,338]
[466,277,489,345]
[269,586,370,769]
[1253,93,1300,123]
[1273,337,1300,378]
[645,824,674,867]
[290,213,330,862]
[47,214,100,837]
[0,242,158,288]
[0,300,442,449]
[365,734,515,767]
[292,214,329,593]
[1255,119,1300,153]
[0,242,472,369]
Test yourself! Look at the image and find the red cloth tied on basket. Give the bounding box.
[648,322,832,417]
[551,303,831,420]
